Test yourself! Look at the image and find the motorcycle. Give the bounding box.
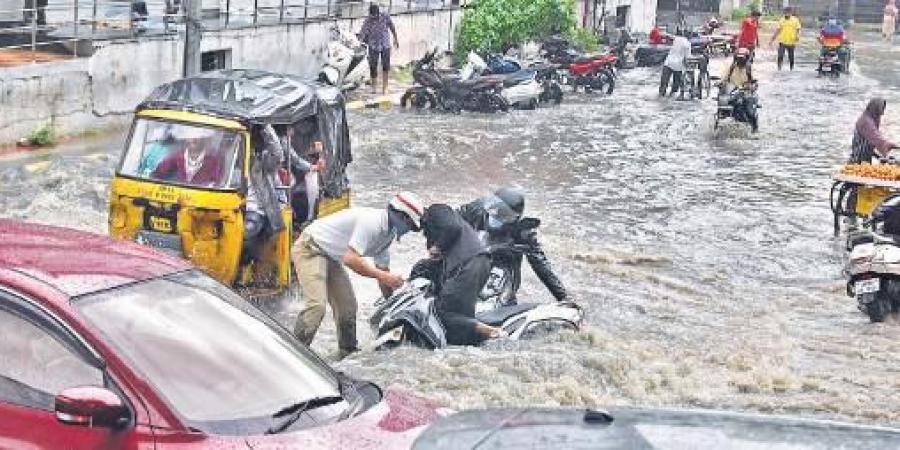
[818,44,851,78]
[462,53,545,109]
[401,49,510,113]
[540,39,616,94]
[713,81,759,132]
[845,194,900,322]
[369,278,584,350]
[318,26,370,91]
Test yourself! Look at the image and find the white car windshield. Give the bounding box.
[75,271,341,431]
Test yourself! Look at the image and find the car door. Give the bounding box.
[0,293,155,450]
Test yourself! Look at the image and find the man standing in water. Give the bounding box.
[884,0,898,42]
[659,29,691,97]
[359,4,399,95]
[738,10,762,60]
[770,7,801,70]
[293,192,424,358]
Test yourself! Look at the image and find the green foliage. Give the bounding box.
[732,0,761,20]
[456,0,578,58]
[566,27,599,52]
[28,121,57,147]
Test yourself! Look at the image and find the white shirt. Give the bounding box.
[305,207,394,268]
[664,36,692,71]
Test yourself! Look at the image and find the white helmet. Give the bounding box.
[388,192,424,231]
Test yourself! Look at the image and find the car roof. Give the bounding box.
[0,219,190,298]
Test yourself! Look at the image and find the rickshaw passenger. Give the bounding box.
[150,134,223,186]
[243,125,295,259]
[138,128,175,177]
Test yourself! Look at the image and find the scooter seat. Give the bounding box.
[455,78,499,90]
[475,303,536,327]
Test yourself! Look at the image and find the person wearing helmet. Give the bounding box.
[459,188,570,303]
[293,192,424,358]
[817,18,849,73]
[720,48,759,132]
[413,204,504,345]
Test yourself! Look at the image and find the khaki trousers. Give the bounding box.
[292,231,358,352]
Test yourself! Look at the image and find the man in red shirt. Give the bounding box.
[738,10,762,57]
[649,25,665,44]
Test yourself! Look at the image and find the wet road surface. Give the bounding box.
[3,33,900,426]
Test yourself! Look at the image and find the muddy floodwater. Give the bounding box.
[3,34,900,426]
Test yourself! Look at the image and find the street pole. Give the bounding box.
[183,0,202,77]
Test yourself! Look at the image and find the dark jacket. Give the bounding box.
[422,204,486,273]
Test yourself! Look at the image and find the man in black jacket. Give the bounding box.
[416,204,503,345]
[458,187,569,302]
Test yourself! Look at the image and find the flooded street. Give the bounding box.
[4,34,900,426]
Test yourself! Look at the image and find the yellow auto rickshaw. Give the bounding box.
[108,69,352,293]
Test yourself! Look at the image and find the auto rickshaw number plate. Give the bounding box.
[150,216,173,233]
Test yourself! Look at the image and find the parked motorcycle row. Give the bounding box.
[398,41,621,113]
[397,36,622,113]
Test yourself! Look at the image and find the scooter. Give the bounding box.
[401,49,509,113]
[845,194,900,322]
[462,53,545,109]
[713,81,759,132]
[481,53,564,105]
[369,278,584,350]
[318,26,370,91]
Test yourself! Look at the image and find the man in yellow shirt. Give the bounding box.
[770,7,802,70]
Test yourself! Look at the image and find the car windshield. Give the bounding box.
[119,118,243,189]
[74,271,340,431]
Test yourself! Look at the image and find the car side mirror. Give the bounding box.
[55,386,130,430]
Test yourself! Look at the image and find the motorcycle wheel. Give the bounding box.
[400,89,432,110]
[600,70,615,95]
[485,93,510,113]
[550,83,563,104]
[866,291,891,323]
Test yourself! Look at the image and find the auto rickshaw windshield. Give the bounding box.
[119,118,244,190]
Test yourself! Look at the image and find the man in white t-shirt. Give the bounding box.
[293,192,424,357]
[659,30,692,97]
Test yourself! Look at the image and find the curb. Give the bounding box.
[346,93,402,110]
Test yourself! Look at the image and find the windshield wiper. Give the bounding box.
[265,395,345,435]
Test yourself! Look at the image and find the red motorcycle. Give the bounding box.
[541,37,617,94]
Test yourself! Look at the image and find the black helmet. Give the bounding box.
[494,187,525,217]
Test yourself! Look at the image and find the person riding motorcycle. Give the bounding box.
[719,47,759,132]
[818,18,850,72]
[459,188,570,302]
[413,204,504,345]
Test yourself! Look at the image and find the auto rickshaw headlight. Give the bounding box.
[109,205,126,229]
[195,220,220,240]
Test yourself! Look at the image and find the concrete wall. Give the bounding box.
[575,0,657,33]
[0,7,461,144]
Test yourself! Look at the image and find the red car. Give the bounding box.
[0,219,443,449]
